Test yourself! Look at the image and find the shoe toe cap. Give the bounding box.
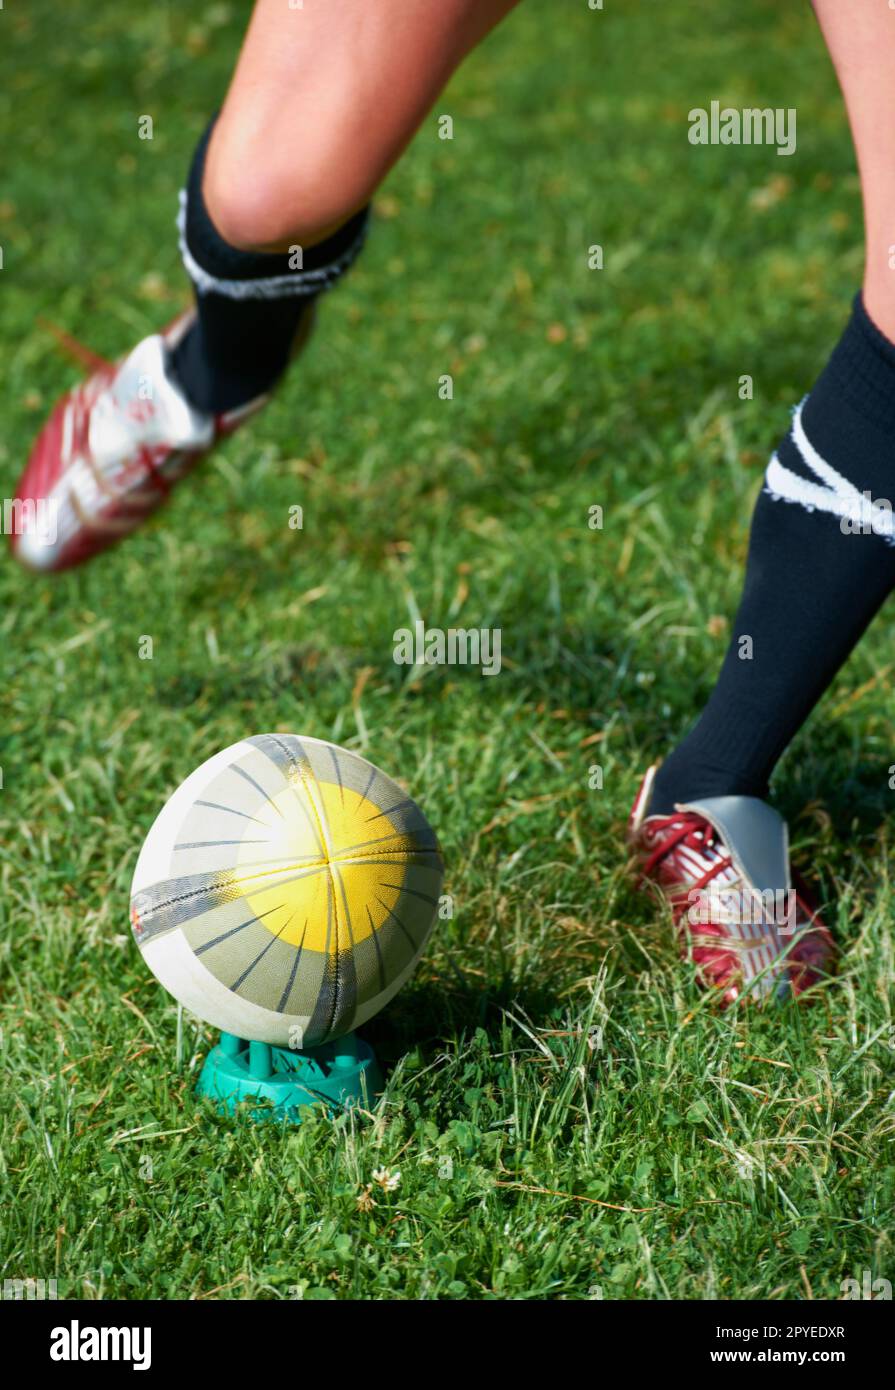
[11,516,66,572]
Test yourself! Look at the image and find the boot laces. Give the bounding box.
[643,811,734,891]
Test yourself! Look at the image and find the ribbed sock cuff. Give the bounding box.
[652,694,782,808]
[822,292,895,434]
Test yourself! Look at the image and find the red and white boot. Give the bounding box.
[628,765,835,1006]
[10,310,268,573]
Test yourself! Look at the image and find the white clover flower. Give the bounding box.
[371,1167,401,1191]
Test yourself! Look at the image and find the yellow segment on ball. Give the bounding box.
[233,778,415,952]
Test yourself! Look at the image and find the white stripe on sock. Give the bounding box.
[764,398,895,541]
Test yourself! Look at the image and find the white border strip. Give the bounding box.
[176,190,368,301]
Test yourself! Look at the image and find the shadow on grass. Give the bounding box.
[776,738,894,846]
[362,972,571,1074]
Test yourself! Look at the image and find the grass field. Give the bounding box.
[1,0,893,1301]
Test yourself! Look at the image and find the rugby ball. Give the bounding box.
[130,733,443,1046]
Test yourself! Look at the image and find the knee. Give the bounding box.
[203,124,376,253]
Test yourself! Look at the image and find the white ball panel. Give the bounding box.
[143,930,312,1046]
[131,740,257,895]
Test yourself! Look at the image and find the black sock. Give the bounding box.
[651,294,895,814]
[170,118,369,414]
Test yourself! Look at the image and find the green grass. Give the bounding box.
[1,0,893,1301]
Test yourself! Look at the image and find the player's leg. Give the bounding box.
[13,0,519,571]
[631,3,895,1002]
[650,1,895,814]
[172,0,520,413]
[204,0,521,253]
[813,0,895,345]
